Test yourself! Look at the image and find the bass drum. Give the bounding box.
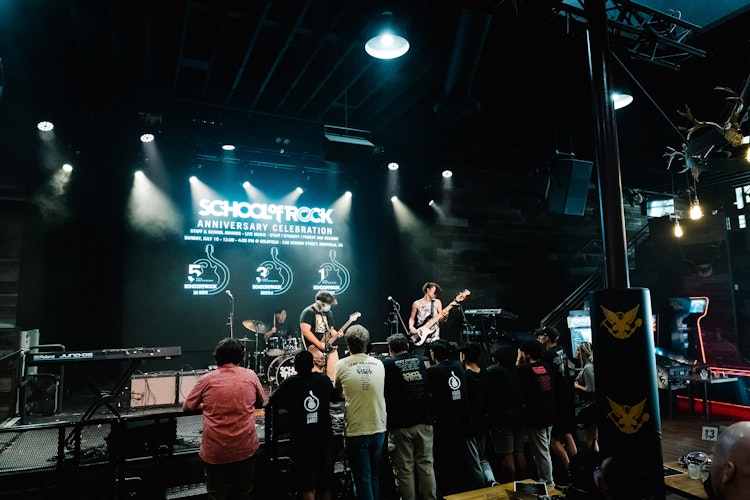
[267,355,297,389]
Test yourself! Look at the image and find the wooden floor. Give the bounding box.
[660,413,730,462]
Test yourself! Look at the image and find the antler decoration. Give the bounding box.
[665,85,746,181]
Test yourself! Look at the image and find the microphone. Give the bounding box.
[226,290,234,299]
[387,296,398,304]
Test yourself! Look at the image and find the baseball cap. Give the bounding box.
[535,325,559,342]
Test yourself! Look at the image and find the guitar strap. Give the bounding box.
[319,312,330,341]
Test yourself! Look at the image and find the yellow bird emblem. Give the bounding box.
[600,305,643,339]
[606,396,650,434]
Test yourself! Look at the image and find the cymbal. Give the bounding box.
[242,319,270,333]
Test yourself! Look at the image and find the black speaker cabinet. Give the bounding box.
[25,373,59,416]
[546,158,593,216]
[106,417,177,459]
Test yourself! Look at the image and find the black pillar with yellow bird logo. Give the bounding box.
[590,287,665,499]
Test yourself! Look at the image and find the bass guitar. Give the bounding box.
[308,311,362,367]
[412,290,471,346]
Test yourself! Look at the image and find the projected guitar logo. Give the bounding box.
[252,247,293,296]
[314,250,350,295]
[184,244,231,296]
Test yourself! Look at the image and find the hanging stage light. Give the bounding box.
[365,11,410,60]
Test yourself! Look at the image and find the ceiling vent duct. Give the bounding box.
[434,2,499,117]
[323,125,377,163]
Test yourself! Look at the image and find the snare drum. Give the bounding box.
[283,337,302,355]
[265,337,284,357]
[267,355,297,389]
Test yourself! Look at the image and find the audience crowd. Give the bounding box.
[191,325,748,500]
[262,325,602,499]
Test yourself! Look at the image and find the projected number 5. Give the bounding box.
[184,244,231,296]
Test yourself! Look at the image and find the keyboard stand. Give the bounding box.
[65,358,147,446]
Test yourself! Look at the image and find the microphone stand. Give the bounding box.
[457,304,477,345]
[389,299,409,335]
[226,294,234,339]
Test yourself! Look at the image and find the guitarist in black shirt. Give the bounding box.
[300,290,360,381]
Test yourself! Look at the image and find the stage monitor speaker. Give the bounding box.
[177,370,209,403]
[546,158,593,216]
[368,342,389,355]
[130,372,177,408]
[107,417,177,459]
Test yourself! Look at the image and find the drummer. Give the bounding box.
[264,307,289,345]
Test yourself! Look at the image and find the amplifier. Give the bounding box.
[177,370,209,403]
[130,372,178,408]
[657,363,690,390]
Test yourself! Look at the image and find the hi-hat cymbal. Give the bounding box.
[242,319,270,333]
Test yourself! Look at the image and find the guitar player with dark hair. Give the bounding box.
[409,283,471,362]
[299,290,360,381]
[408,282,448,362]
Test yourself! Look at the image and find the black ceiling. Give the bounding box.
[1,0,750,206]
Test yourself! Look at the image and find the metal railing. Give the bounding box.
[0,412,203,499]
[540,223,651,332]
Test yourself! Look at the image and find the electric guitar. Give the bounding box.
[412,290,471,346]
[308,311,362,367]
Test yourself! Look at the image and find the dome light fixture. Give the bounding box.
[365,11,409,60]
[612,91,634,110]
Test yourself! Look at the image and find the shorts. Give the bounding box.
[553,390,578,437]
[490,425,525,455]
[552,410,578,437]
[292,439,335,494]
[577,403,598,426]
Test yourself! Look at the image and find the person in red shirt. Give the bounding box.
[184,337,266,500]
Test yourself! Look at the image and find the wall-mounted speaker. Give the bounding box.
[546,158,593,216]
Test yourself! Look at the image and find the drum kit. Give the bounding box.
[239,318,303,390]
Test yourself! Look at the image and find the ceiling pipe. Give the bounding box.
[433,2,500,117]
